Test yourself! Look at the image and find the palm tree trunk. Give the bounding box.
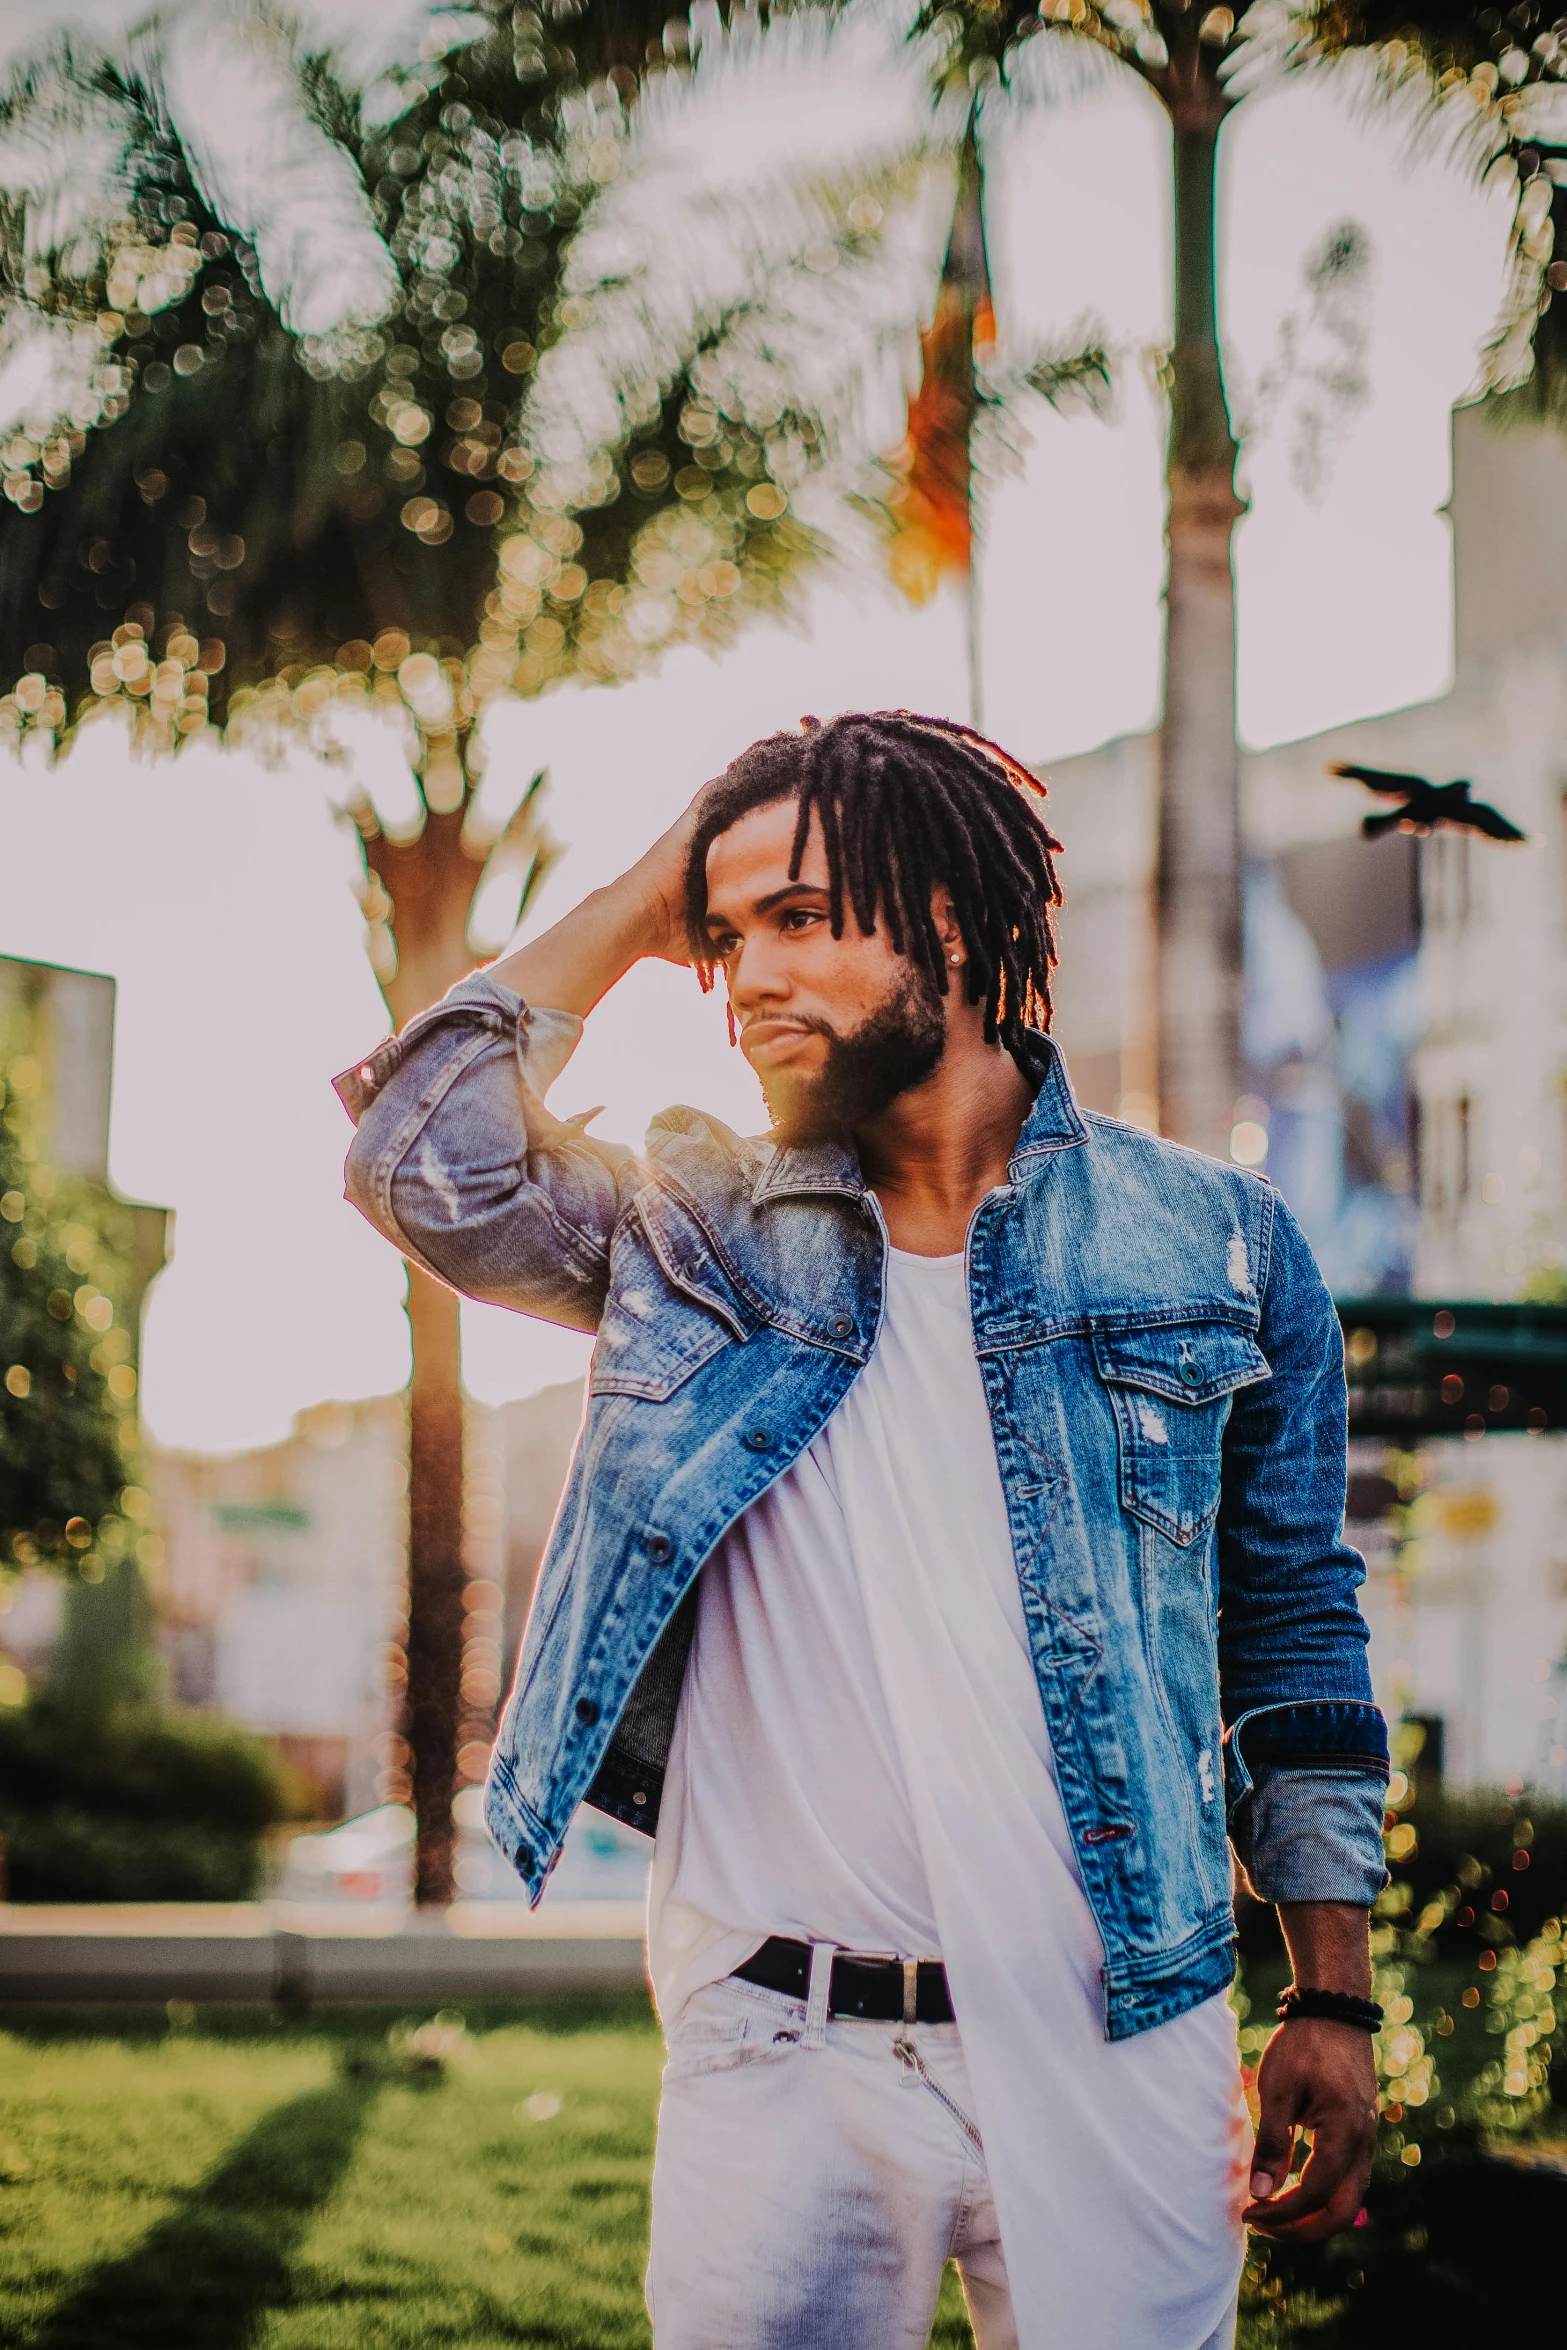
[405,1262,465,1906]
[368,803,488,1907]
[1157,103,1244,1159]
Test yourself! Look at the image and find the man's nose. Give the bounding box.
[729,933,791,1009]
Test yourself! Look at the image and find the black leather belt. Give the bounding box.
[733,1935,955,2024]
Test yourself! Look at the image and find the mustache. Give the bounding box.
[741,1011,834,1042]
[752,972,947,1145]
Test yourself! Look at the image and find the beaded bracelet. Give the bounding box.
[1276,1986,1383,2033]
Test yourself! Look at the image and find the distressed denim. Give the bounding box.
[338,972,1389,2041]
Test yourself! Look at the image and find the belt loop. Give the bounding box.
[804,1941,835,2050]
[892,1956,920,2070]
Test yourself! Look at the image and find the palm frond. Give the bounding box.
[0,73,139,279]
[525,0,1115,640]
[0,0,1106,762]
[153,15,400,334]
[990,12,1143,102]
[0,307,119,444]
[465,766,558,953]
[1229,216,1373,495]
[0,5,826,760]
[1018,344,1115,408]
[1232,4,1567,413]
[523,3,957,496]
[286,2,491,90]
[0,2,476,329]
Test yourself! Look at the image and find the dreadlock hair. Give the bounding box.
[684,710,1064,1067]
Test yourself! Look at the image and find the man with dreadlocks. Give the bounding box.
[339,710,1387,2349]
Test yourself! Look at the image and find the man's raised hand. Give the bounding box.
[624,790,706,967]
[485,782,710,1017]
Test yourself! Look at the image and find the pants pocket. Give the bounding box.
[664,1979,805,2081]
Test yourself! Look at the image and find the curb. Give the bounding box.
[0,1904,648,2004]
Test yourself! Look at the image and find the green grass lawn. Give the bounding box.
[0,1996,979,2350]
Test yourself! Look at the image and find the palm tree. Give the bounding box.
[525,0,1567,1159]
[0,0,828,1903]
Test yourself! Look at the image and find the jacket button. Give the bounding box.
[832,1316,853,1337]
[517,1847,533,1872]
[647,1533,671,1562]
[1181,1361,1202,1385]
[744,1428,771,1451]
[575,1697,599,1726]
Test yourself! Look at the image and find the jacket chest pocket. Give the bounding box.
[590,1291,733,1400]
[590,1195,746,1402]
[1091,1322,1270,1547]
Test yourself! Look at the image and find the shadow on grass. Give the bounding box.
[26,2075,378,2350]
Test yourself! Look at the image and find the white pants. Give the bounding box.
[646,1976,1239,2350]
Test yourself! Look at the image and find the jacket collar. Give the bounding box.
[1008,1032,1090,1177]
[748,1031,1087,1207]
[749,1133,863,1207]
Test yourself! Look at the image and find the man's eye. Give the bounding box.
[781,908,820,932]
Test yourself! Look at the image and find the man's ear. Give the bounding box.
[931,885,965,967]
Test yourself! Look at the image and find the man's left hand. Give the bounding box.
[1243,2018,1378,2242]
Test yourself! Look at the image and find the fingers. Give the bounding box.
[1244,2117,1375,2244]
[1245,2170,1365,2243]
[1247,2072,1301,2207]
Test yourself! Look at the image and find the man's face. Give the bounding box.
[701,799,947,1143]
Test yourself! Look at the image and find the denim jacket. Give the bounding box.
[339,971,1388,2041]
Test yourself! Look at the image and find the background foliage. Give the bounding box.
[0,0,813,783]
[0,1010,141,1579]
[0,993,293,1901]
[0,1700,292,1902]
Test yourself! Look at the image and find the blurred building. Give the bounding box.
[149,1397,409,1819]
[0,952,168,1316]
[137,1379,586,1821]
[1244,406,1567,1797]
[1044,401,1567,1795]
[1243,403,1567,1303]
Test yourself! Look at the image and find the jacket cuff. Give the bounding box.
[1231,1768,1390,1907]
[1224,1698,1389,1809]
[332,975,583,1125]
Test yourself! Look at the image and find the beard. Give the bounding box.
[757,963,948,1147]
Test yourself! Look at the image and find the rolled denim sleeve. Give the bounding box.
[335,972,633,1332]
[1231,1768,1389,1907]
[1216,1188,1389,1905]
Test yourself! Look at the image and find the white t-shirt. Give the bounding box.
[649,1243,1093,2023]
[648,1245,1250,2344]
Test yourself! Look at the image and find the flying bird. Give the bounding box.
[1328,764,1527,843]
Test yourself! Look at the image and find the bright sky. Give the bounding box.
[0,68,1514,1452]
